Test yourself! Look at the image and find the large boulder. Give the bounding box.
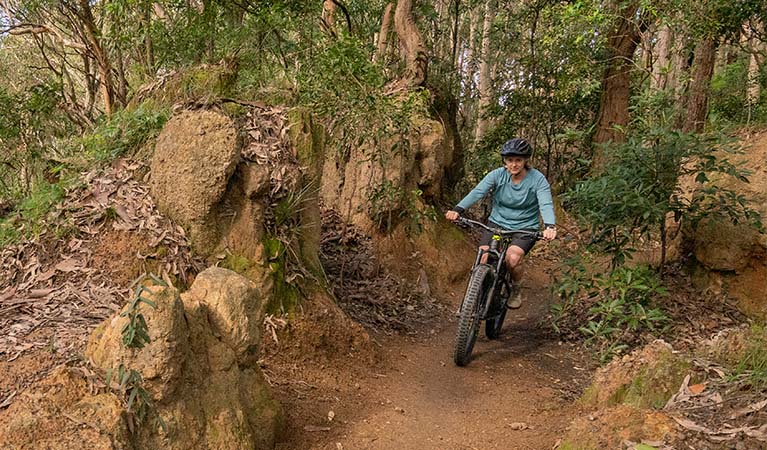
[150,109,241,255]
[686,132,767,317]
[86,267,281,450]
[1,269,282,450]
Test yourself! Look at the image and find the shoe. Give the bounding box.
[507,284,522,309]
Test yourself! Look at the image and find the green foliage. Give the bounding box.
[120,274,166,349]
[566,94,760,267]
[0,83,74,201]
[0,179,69,247]
[552,262,670,364]
[730,325,767,389]
[106,363,167,434]
[458,0,604,196]
[579,266,669,363]
[369,183,437,234]
[106,273,168,434]
[709,59,767,127]
[81,104,169,163]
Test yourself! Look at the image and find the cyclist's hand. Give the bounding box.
[445,210,460,221]
[543,227,557,241]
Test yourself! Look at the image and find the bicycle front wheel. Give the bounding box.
[454,264,493,366]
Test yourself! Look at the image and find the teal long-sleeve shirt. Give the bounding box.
[456,167,556,230]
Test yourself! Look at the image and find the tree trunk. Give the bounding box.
[681,36,717,133]
[592,0,644,168]
[374,3,394,63]
[667,31,690,100]
[321,0,337,36]
[450,0,460,67]
[144,4,155,73]
[474,0,496,142]
[77,0,115,117]
[747,24,764,109]
[651,25,671,89]
[392,0,428,89]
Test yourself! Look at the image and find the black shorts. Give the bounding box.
[479,221,537,255]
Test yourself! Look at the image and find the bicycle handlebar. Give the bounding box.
[455,217,543,240]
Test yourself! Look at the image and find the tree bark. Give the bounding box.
[143,4,155,73]
[592,0,644,168]
[77,0,115,117]
[747,23,764,108]
[463,4,479,89]
[474,0,496,142]
[667,30,690,100]
[321,0,337,36]
[374,3,394,63]
[392,0,428,89]
[681,36,717,133]
[651,25,671,89]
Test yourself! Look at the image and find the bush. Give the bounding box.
[82,104,169,163]
[0,179,69,247]
[566,122,759,268]
[552,261,670,364]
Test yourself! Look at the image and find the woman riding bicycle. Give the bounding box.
[445,137,557,308]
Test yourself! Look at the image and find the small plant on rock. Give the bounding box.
[104,273,169,434]
[121,273,166,349]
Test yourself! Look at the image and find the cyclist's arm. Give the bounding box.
[452,169,500,215]
[536,175,557,239]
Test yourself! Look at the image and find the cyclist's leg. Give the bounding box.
[505,245,526,282]
[478,224,496,264]
[505,236,536,308]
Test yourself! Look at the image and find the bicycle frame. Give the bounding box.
[458,218,541,321]
[471,234,511,321]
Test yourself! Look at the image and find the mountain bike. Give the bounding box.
[452,218,542,367]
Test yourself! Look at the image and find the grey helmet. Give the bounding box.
[500,138,532,158]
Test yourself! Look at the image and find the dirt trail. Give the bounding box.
[276,259,592,450]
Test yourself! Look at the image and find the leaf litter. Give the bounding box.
[319,208,444,335]
[0,158,204,406]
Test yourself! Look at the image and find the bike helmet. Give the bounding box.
[500,138,532,158]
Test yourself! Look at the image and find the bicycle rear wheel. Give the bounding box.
[454,264,492,366]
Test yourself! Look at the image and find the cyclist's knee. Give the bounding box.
[506,248,524,268]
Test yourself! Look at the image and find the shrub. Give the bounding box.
[552,262,670,364]
[81,104,169,163]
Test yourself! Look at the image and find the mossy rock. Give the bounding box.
[130,61,239,109]
[581,341,690,410]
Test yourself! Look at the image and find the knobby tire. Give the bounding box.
[454,264,492,366]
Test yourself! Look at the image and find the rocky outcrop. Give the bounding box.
[150,109,241,255]
[87,267,281,450]
[320,116,454,232]
[686,133,767,318]
[561,341,683,448]
[0,267,282,450]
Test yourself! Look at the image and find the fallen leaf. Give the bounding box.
[688,383,705,395]
[55,258,81,273]
[733,398,767,419]
[303,425,331,432]
[28,288,55,298]
[671,416,712,433]
[37,268,57,282]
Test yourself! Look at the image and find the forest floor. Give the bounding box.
[267,252,594,450]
